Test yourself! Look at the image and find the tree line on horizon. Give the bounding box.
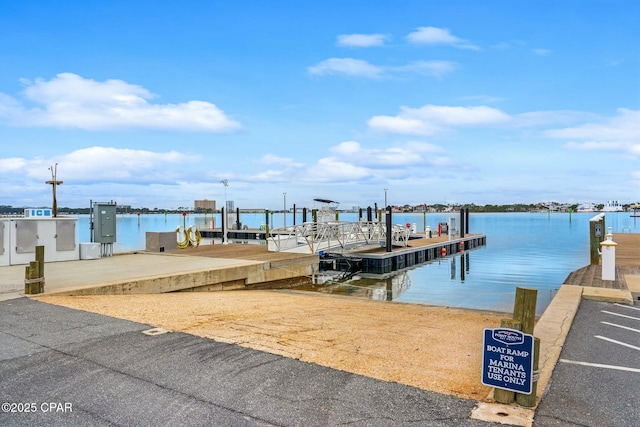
[2,202,637,215]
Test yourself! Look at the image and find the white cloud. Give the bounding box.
[406,26,480,50]
[2,146,200,183]
[329,140,445,167]
[391,60,457,78]
[251,141,449,185]
[532,48,551,56]
[337,33,389,47]
[0,73,241,132]
[563,141,625,151]
[0,157,27,172]
[259,154,304,168]
[307,58,384,78]
[367,115,439,135]
[512,110,597,127]
[546,108,640,156]
[308,58,456,79]
[250,169,287,181]
[305,157,371,182]
[368,104,510,135]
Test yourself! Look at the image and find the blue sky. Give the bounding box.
[0,0,638,210]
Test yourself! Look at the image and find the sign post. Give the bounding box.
[482,328,534,395]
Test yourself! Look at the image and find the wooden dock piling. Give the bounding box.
[24,245,45,294]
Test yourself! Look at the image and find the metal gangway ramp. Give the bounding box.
[267,199,411,254]
[267,220,411,254]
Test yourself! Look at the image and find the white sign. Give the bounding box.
[24,209,53,218]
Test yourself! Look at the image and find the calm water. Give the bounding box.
[75,211,639,314]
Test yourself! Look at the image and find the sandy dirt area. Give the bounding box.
[37,290,507,400]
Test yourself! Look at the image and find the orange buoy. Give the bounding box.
[459,241,464,252]
[441,247,446,256]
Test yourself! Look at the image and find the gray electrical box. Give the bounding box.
[93,203,117,244]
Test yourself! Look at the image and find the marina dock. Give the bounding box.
[323,234,486,274]
[564,233,640,290]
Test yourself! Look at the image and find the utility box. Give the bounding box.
[146,232,176,252]
[448,217,457,240]
[0,220,7,266]
[3,217,78,265]
[439,222,448,235]
[93,203,117,244]
[79,242,101,260]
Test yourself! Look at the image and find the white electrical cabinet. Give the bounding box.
[0,217,79,266]
[0,220,8,266]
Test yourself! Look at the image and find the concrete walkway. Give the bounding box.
[0,253,262,296]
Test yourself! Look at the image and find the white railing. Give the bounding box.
[267,220,410,253]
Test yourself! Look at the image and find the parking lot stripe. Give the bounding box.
[614,303,640,311]
[601,310,640,321]
[559,359,640,373]
[601,321,640,334]
[595,335,640,351]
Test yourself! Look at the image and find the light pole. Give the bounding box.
[220,180,229,244]
[384,188,388,209]
[220,179,228,210]
[283,192,287,228]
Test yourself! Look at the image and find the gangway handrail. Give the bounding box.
[267,220,410,253]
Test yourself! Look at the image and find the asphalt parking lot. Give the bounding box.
[534,299,640,426]
[1,297,507,427]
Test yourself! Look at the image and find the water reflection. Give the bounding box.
[305,243,562,316]
[307,248,481,302]
[302,271,413,301]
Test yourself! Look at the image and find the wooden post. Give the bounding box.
[24,265,30,294]
[385,206,392,252]
[493,318,522,404]
[513,287,537,335]
[24,260,40,294]
[516,337,540,407]
[36,245,45,292]
[513,287,538,406]
[265,209,270,238]
[499,318,522,330]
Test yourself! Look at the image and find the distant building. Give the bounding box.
[603,201,623,212]
[194,199,216,212]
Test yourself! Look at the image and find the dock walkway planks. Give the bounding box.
[564,233,640,290]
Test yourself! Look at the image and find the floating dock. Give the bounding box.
[198,226,487,275]
[321,234,486,274]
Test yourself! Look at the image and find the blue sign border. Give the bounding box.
[482,328,534,394]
